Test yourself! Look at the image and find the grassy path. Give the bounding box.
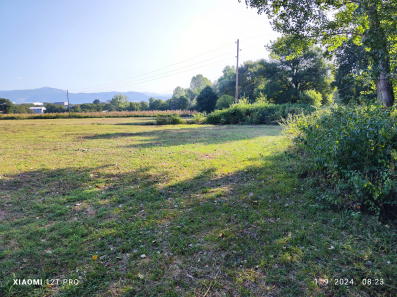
[0,118,395,296]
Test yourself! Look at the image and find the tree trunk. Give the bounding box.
[376,71,394,107]
[367,3,395,107]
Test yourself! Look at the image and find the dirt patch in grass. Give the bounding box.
[0,210,8,221]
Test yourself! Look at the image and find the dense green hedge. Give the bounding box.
[205,102,315,125]
[286,105,397,218]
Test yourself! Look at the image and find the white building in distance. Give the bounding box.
[29,107,46,114]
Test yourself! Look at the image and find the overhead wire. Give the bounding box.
[84,49,267,93]
[82,56,236,92]
[71,42,235,93]
[75,51,237,93]
[70,35,272,93]
[75,44,268,93]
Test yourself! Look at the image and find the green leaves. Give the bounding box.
[0,98,14,114]
[241,0,397,106]
[196,86,218,113]
[288,104,397,217]
[110,94,129,110]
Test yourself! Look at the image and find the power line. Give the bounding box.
[82,56,237,93]
[71,42,234,93]
[71,37,273,93]
[82,49,267,93]
[72,51,237,93]
[68,34,272,94]
[75,46,266,93]
[241,44,265,50]
[239,49,268,58]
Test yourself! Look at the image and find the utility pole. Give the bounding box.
[235,39,239,103]
[67,90,71,118]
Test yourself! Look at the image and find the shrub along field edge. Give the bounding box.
[0,110,197,120]
[206,102,316,125]
[283,104,397,221]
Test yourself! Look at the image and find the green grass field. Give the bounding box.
[0,118,396,296]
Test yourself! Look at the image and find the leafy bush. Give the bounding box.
[297,90,323,106]
[170,115,183,125]
[216,95,235,110]
[155,114,184,125]
[254,95,271,104]
[286,105,397,218]
[206,102,314,125]
[192,112,206,124]
[155,115,170,125]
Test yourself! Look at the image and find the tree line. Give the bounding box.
[3,0,396,116]
[0,43,358,115]
[0,40,382,115]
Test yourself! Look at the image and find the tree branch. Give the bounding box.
[297,31,363,39]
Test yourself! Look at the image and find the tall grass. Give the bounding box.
[0,110,197,120]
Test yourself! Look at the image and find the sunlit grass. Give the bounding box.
[0,117,395,296]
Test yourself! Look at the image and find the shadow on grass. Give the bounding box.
[0,150,289,296]
[83,125,283,149]
[1,149,395,297]
[114,121,155,126]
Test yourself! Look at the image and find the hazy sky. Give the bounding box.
[0,0,279,94]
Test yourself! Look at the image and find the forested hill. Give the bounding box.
[0,87,171,104]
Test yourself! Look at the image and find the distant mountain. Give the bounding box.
[0,87,171,104]
[142,92,172,98]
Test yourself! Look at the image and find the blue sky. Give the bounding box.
[0,0,279,94]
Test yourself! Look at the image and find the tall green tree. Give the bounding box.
[0,98,13,114]
[139,101,149,110]
[102,103,115,111]
[197,86,218,113]
[216,95,235,110]
[12,105,29,114]
[148,97,162,110]
[184,88,196,101]
[190,74,212,95]
[172,86,185,99]
[170,96,189,110]
[93,99,100,105]
[257,43,334,104]
[160,99,171,110]
[71,105,82,112]
[44,103,66,113]
[128,102,140,111]
[177,96,190,110]
[332,39,377,104]
[240,0,397,106]
[215,66,237,97]
[110,94,129,110]
[236,61,267,102]
[215,63,267,102]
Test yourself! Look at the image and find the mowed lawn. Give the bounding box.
[0,118,396,297]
